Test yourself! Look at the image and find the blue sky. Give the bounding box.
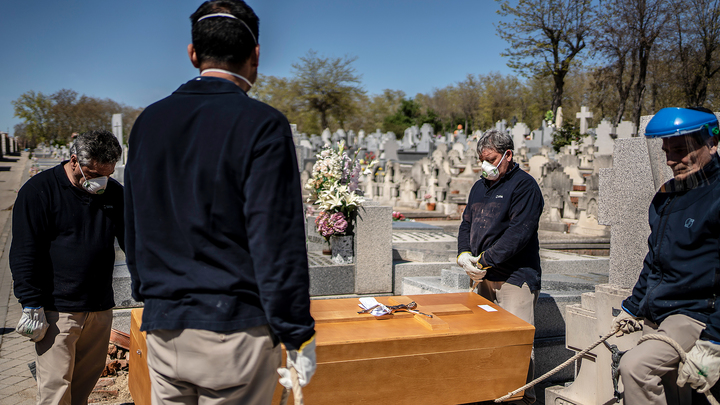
[0,0,515,136]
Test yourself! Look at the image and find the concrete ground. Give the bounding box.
[0,152,40,404]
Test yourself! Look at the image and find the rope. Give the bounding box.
[637,334,719,405]
[278,366,304,405]
[493,327,619,402]
[494,323,719,404]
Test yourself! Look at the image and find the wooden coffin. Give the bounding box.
[129,293,534,404]
[129,308,151,405]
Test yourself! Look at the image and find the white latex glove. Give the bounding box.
[278,334,316,388]
[610,309,642,337]
[457,252,486,281]
[677,339,720,393]
[16,307,49,342]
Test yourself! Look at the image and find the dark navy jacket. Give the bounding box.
[623,155,720,342]
[10,163,124,312]
[125,77,314,350]
[458,162,544,291]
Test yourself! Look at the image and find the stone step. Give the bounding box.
[541,273,609,291]
[392,248,455,263]
[392,261,453,295]
[581,291,596,311]
[392,231,457,252]
[539,250,609,275]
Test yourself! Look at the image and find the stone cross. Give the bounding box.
[112,114,124,164]
[321,128,332,146]
[576,106,594,135]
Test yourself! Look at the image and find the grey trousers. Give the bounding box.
[146,325,282,405]
[35,310,113,405]
[618,314,705,405]
[478,280,539,404]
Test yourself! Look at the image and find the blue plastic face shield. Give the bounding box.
[648,108,720,184]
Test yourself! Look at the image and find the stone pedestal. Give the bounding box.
[354,201,393,294]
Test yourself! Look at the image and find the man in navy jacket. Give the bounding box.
[11,130,123,405]
[614,107,720,404]
[124,1,315,403]
[457,129,543,404]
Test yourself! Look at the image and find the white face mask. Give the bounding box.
[480,150,509,181]
[200,68,254,90]
[79,166,109,195]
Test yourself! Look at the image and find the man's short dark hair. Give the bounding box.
[70,130,122,166]
[190,1,259,67]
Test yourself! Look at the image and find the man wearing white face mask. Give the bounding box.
[458,129,543,404]
[10,129,124,405]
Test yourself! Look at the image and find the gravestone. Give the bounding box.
[321,128,332,146]
[383,138,399,162]
[616,121,636,139]
[595,119,615,155]
[402,126,419,150]
[576,106,594,135]
[417,124,433,153]
[511,122,530,151]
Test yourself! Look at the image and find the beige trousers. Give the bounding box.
[35,310,113,405]
[146,325,282,405]
[618,314,705,405]
[478,280,539,404]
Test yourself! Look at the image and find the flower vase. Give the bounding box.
[426,202,436,211]
[330,235,354,264]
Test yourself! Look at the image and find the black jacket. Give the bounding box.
[623,155,720,342]
[458,162,544,291]
[10,163,124,311]
[125,77,314,350]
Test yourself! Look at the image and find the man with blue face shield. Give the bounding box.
[10,129,124,405]
[458,129,544,404]
[612,107,720,404]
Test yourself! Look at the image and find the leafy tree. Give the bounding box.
[551,121,586,152]
[291,50,365,130]
[496,0,594,116]
[667,0,720,107]
[12,89,143,146]
[593,0,672,128]
[12,91,53,144]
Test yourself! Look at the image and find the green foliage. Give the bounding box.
[495,0,594,114]
[291,50,365,130]
[12,89,142,147]
[551,121,586,153]
[545,110,554,123]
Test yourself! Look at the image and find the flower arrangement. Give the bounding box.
[392,211,406,221]
[305,141,368,241]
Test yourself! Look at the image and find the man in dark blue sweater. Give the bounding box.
[457,129,543,404]
[613,107,720,404]
[10,130,123,405]
[124,1,315,403]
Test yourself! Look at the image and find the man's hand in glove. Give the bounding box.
[16,307,49,342]
[610,309,642,337]
[278,334,316,388]
[458,252,486,281]
[677,339,720,393]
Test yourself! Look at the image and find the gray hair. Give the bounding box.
[477,129,514,157]
[70,130,122,166]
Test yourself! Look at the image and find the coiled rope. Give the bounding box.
[494,322,718,404]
